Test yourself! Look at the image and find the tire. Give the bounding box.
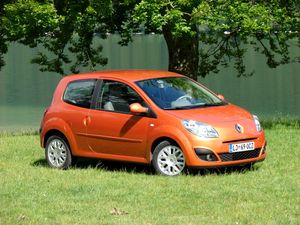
[152,140,186,176]
[45,135,72,169]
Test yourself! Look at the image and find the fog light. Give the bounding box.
[195,148,217,161]
[206,154,214,161]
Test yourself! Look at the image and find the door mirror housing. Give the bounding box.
[130,103,148,114]
[217,94,225,101]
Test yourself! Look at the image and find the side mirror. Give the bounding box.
[130,103,148,114]
[217,94,225,101]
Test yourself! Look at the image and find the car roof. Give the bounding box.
[61,70,185,83]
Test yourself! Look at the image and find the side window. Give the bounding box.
[96,80,145,113]
[63,79,96,108]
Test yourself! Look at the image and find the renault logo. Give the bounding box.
[235,124,244,133]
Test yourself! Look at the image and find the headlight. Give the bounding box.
[182,120,219,138]
[253,115,262,132]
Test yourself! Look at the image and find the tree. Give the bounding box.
[0,0,12,69]
[0,0,299,79]
[116,0,300,79]
[1,0,111,74]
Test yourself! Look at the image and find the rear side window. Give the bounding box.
[63,79,96,108]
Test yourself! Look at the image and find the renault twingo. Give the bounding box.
[40,70,266,176]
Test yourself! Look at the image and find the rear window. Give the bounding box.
[63,79,96,108]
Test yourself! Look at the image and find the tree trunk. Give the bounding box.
[162,26,199,81]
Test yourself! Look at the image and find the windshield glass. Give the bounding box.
[136,77,225,110]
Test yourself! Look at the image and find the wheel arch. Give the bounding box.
[147,130,193,165]
[44,129,70,149]
[151,136,180,154]
[41,117,78,155]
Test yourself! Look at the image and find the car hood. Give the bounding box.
[165,103,253,124]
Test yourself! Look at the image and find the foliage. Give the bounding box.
[0,0,299,78]
[1,0,111,75]
[118,0,300,78]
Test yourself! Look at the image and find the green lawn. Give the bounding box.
[0,127,299,225]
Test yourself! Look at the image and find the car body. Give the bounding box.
[40,70,267,176]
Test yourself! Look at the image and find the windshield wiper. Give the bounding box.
[200,102,225,107]
[164,102,226,110]
[164,105,196,110]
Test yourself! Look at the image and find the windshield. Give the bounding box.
[136,76,225,110]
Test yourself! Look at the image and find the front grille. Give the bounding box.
[219,149,261,162]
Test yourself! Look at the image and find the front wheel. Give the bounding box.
[45,135,72,169]
[152,141,186,176]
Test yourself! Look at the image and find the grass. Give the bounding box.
[0,127,299,225]
[261,117,300,129]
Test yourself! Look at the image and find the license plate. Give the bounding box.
[229,142,255,153]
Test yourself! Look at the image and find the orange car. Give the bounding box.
[40,70,266,176]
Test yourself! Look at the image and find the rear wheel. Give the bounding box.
[152,141,186,176]
[45,135,72,169]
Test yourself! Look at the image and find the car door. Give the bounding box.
[86,79,151,160]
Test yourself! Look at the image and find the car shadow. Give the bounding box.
[32,158,155,175]
[187,163,261,176]
[32,159,48,167]
[32,158,260,176]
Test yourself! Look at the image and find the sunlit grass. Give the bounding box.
[0,127,299,225]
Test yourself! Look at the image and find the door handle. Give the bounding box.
[83,116,91,126]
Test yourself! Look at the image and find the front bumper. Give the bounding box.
[185,133,267,167]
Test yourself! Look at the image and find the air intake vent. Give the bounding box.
[219,149,261,161]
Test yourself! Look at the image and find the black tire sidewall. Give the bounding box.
[45,135,72,169]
